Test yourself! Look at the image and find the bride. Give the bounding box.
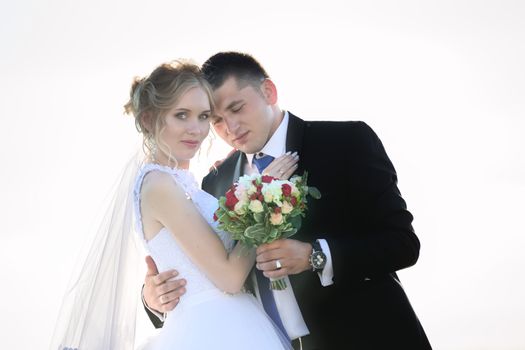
[50,60,295,349]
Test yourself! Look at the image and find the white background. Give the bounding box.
[1,1,524,349]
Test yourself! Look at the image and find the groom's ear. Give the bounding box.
[261,79,278,105]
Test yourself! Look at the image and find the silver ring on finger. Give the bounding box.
[275,259,282,269]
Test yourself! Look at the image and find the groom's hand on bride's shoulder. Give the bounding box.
[144,256,187,314]
[209,148,238,172]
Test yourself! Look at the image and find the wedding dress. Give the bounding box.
[133,163,290,350]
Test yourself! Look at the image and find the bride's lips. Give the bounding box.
[233,131,249,145]
[181,140,200,148]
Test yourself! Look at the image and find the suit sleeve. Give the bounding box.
[142,287,165,328]
[327,122,420,282]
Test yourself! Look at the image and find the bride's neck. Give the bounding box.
[152,154,190,170]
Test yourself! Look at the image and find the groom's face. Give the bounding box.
[211,77,279,154]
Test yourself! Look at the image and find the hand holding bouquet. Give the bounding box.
[214,172,321,289]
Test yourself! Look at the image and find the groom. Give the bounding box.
[143,52,431,349]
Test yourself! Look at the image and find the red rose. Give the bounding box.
[290,197,298,206]
[281,183,292,197]
[261,175,275,183]
[225,189,239,210]
[213,212,218,221]
[274,207,281,214]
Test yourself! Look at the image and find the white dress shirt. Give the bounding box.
[245,111,334,340]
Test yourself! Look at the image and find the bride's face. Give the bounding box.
[157,86,211,168]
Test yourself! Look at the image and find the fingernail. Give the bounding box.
[291,151,297,157]
[285,151,291,155]
[172,271,178,276]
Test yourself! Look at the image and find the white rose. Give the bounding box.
[263,182,283,206]
[238,174,257,188]
[270,212,283,225]
[248,200,264,213]
[234,200,246,215]
[290,183,300,197]
[234,185,248,203]
[281,201,293,214]
[247,184,258,196]
[263,191,273,203]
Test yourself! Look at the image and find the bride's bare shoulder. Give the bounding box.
[140,170,183,202]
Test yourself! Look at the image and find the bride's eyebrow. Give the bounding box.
[174,108,211,113]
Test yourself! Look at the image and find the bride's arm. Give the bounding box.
[141,171,254,294]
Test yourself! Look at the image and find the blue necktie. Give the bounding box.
[252,153,275,173]
[251,153,289,338]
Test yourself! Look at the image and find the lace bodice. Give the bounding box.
[133,163,234,298]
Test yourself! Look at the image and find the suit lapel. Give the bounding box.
[233,152,247,179]
[206,151,245,198]
[285,112,306,176]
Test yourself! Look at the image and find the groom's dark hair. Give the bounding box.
[201,52,269,90]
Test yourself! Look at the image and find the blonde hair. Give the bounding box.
[124,60,214,165]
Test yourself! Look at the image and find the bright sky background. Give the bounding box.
[1,1,524,349]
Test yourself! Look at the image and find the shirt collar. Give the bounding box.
[246,111,289,164]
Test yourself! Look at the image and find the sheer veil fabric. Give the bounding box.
[50,152,145,350]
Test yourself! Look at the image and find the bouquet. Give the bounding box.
[213,172,321,290]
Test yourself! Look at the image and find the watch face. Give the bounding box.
[311,251,326,269]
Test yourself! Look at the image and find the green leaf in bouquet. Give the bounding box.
[282,227,298,239]
[253,212,264,223]
[219,214,231,224]
[244,223,267,243]
[218,197,229,210]
[289,209,303,217]
[290,215,302,231]
[308,186,322,199]
[229,225,245,235]
[268,227,279,241]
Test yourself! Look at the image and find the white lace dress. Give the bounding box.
[133,164,291,350]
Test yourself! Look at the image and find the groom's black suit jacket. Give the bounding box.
[146,113,431,349]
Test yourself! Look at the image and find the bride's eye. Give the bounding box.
[175,112,187,119]
[199,113,210,120]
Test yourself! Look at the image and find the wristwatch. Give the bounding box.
[309,240,327,272]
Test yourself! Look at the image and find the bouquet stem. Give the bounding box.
[269,277,287,290]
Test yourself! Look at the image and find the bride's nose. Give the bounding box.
[186,119,203,135]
